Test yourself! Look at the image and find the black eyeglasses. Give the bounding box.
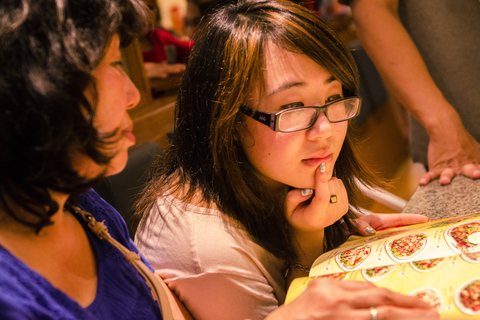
[239,97,361,133]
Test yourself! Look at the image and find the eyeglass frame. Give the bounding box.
[239,96,362,133]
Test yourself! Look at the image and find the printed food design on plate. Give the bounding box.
[410,257,445,272]
[362,265,395,282]
[455,279,480,315]
[445,221,480,254]
[365,228,411,243]
[317,272,348,281]
[410,288,443,313]
[462,251,480,264]
[335,245,372,270]
[386,233,428,261]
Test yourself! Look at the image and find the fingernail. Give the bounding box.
[300,188,314,196]
[319,162,326,173]
[439,177,449,185]
[365,226,376,234]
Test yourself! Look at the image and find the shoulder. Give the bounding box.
[135,192,287,319]
[136,191,283,278]
[135,193,286,320]
[77,189,132,248]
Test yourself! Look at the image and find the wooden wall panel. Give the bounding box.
[130,98,176,150]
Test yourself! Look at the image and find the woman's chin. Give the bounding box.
[104,152,129,177]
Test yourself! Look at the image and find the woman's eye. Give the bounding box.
[112,61,123,69]
[326,94,342,103]
[280,102,304,110]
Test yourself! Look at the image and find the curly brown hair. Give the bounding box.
[0,0,149,232]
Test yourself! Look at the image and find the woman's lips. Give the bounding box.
[302,154,332,167]
[123,126,136,144]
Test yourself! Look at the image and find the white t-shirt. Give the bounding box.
[135,192,286,320]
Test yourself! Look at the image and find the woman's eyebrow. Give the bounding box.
[268,82,304,97]
[268,76,337,97]
[325,76,336,84]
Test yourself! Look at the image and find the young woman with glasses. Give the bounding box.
[133,1,438,319]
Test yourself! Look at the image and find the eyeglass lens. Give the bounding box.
[278,98,358,132]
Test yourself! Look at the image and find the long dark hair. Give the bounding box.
[135,0,380,262]
[0,0,148,231]
[188,0,218,17]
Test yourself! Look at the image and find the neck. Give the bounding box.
[0,190,71,234]
[49,190,70,215]
[0,191,98,307]
[47,190,71,226]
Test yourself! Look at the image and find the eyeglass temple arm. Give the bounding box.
[240,106,276,130]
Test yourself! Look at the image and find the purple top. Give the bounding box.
[0,189,162,319]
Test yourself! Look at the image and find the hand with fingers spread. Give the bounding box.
[353,213,430,236]
[266,277,439,320]
[419,129,480,185]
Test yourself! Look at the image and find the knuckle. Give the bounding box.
[377,287,395,302]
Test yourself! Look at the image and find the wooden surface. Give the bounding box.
[129,95,176,150]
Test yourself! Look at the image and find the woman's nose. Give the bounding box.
[306,112,333,139]
[125,74,140,110]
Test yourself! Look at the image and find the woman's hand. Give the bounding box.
[283,165,349,277]
[285,165,348,233]
[353,213,430,236]
[266,278,439,320]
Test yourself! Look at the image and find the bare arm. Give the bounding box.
[350,0,480,184]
